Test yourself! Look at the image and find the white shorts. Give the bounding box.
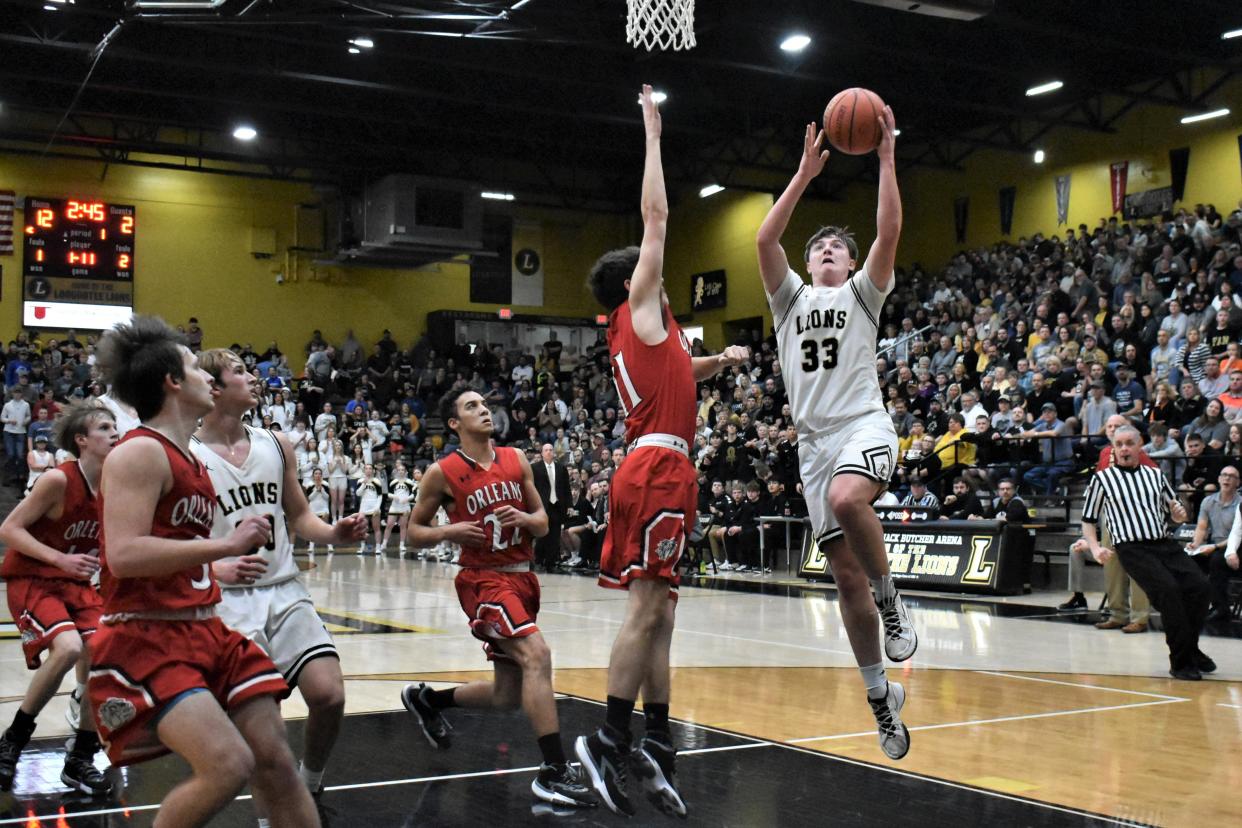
[798,415,898,546]
[218,577,336,687]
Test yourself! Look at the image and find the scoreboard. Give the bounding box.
[23,197,136,330]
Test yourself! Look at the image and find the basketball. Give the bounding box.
[823,88,886,155]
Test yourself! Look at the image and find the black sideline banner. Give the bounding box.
[799,519,1024,595]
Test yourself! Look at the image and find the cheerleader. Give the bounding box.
[355,463,384,554]
[327,439,350,522]
[380,463,414,554]
[305,467,334,552]
[299,437,322,488]
[25,434,55,496]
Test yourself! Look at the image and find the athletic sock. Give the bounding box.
[257,819,271,828]
[861,662,888,700]
[70,729,100,758]
[536,732,566,766]
[604,695,635,742]
[6,709,37,745]
[643,702,670,741]
[298,761,324,791]
[870,575,896,604]
[425,687,458,710]
[74,681,87,700]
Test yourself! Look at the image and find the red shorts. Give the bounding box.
[599,447,697,601]
[454,568,540,662]
[6,576,102,670]
[87,615,289,766]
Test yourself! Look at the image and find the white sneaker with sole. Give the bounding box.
[867,680,910,760]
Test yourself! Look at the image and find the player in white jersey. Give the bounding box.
[192,349,367,813]
[756,112,916,761]
[380,463,414,554]
[97,390,140,437]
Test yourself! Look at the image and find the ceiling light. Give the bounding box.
[892,128,901,136]
[699,184,725,198]
[1180,108,1230,124]
[43,3,60,9]
[637,91,668,104]
[1025,80,1064,97]
[481,191,515,201]
[349,37,373,48]
[1222,28,1242,39]
[348,47,361,54]
[780,34,811,53]
[512,0,532,8]
[1033,149,1045,164]
[232,125,257,141]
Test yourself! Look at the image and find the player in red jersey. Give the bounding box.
[90,316,318,828]
[575,86,749,818]
[0,402,117,795]
[398,388,595,808]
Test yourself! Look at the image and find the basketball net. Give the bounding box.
[626,0,696,51]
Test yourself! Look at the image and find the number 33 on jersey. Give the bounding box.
[768,265,892,434]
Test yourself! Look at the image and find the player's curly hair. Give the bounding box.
[95,315,188,421]
[52,400,114,458]
[586,245,640,312]
[803,226,859,264]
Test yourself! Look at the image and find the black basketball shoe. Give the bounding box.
[574,731,635,817]
[530,762,597,807]
[401,683,453,749]
[634,735,687,818]
[61,753,112,797]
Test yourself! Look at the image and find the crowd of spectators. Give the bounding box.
[1,201,1241,585]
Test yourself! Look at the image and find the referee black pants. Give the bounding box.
[1115,540,1211,671]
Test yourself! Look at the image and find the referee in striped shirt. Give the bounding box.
[1082,426,1215,680]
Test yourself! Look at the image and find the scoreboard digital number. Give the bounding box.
[22,197,136,330]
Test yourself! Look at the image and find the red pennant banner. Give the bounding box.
[1109,161,1128,215]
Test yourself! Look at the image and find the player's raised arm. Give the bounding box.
[757,123,829,295]
[861,106,902,292]
[628,84,669,343]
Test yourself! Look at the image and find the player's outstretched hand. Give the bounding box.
[57,551,100,580]
[798,123,829,181]
[876,105,897,164]
[228,514,273,556]
[640,84,662,141]
[334,512,369,544]
[216,554,268,586]
[444,521,487,547]
[718,345,751,368]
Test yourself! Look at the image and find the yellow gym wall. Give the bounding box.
[896,80,1242,268]
[0,154,624,352]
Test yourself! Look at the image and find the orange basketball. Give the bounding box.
[823,88,886,155]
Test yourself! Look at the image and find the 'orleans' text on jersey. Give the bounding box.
[464,480,524,515]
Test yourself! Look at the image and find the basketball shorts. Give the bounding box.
[454,567,540,662]
[88,615,288,766]
[7,576,102,669]
[599,447,697,602]
[798,415,898,547]
[218,577,337,687]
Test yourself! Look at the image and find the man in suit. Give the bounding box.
[532,443,571,572]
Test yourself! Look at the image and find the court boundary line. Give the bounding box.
[788,697,1187,743]
[559,692,1136,826]
[972,670,1189,701]
[0,697,1137,826]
